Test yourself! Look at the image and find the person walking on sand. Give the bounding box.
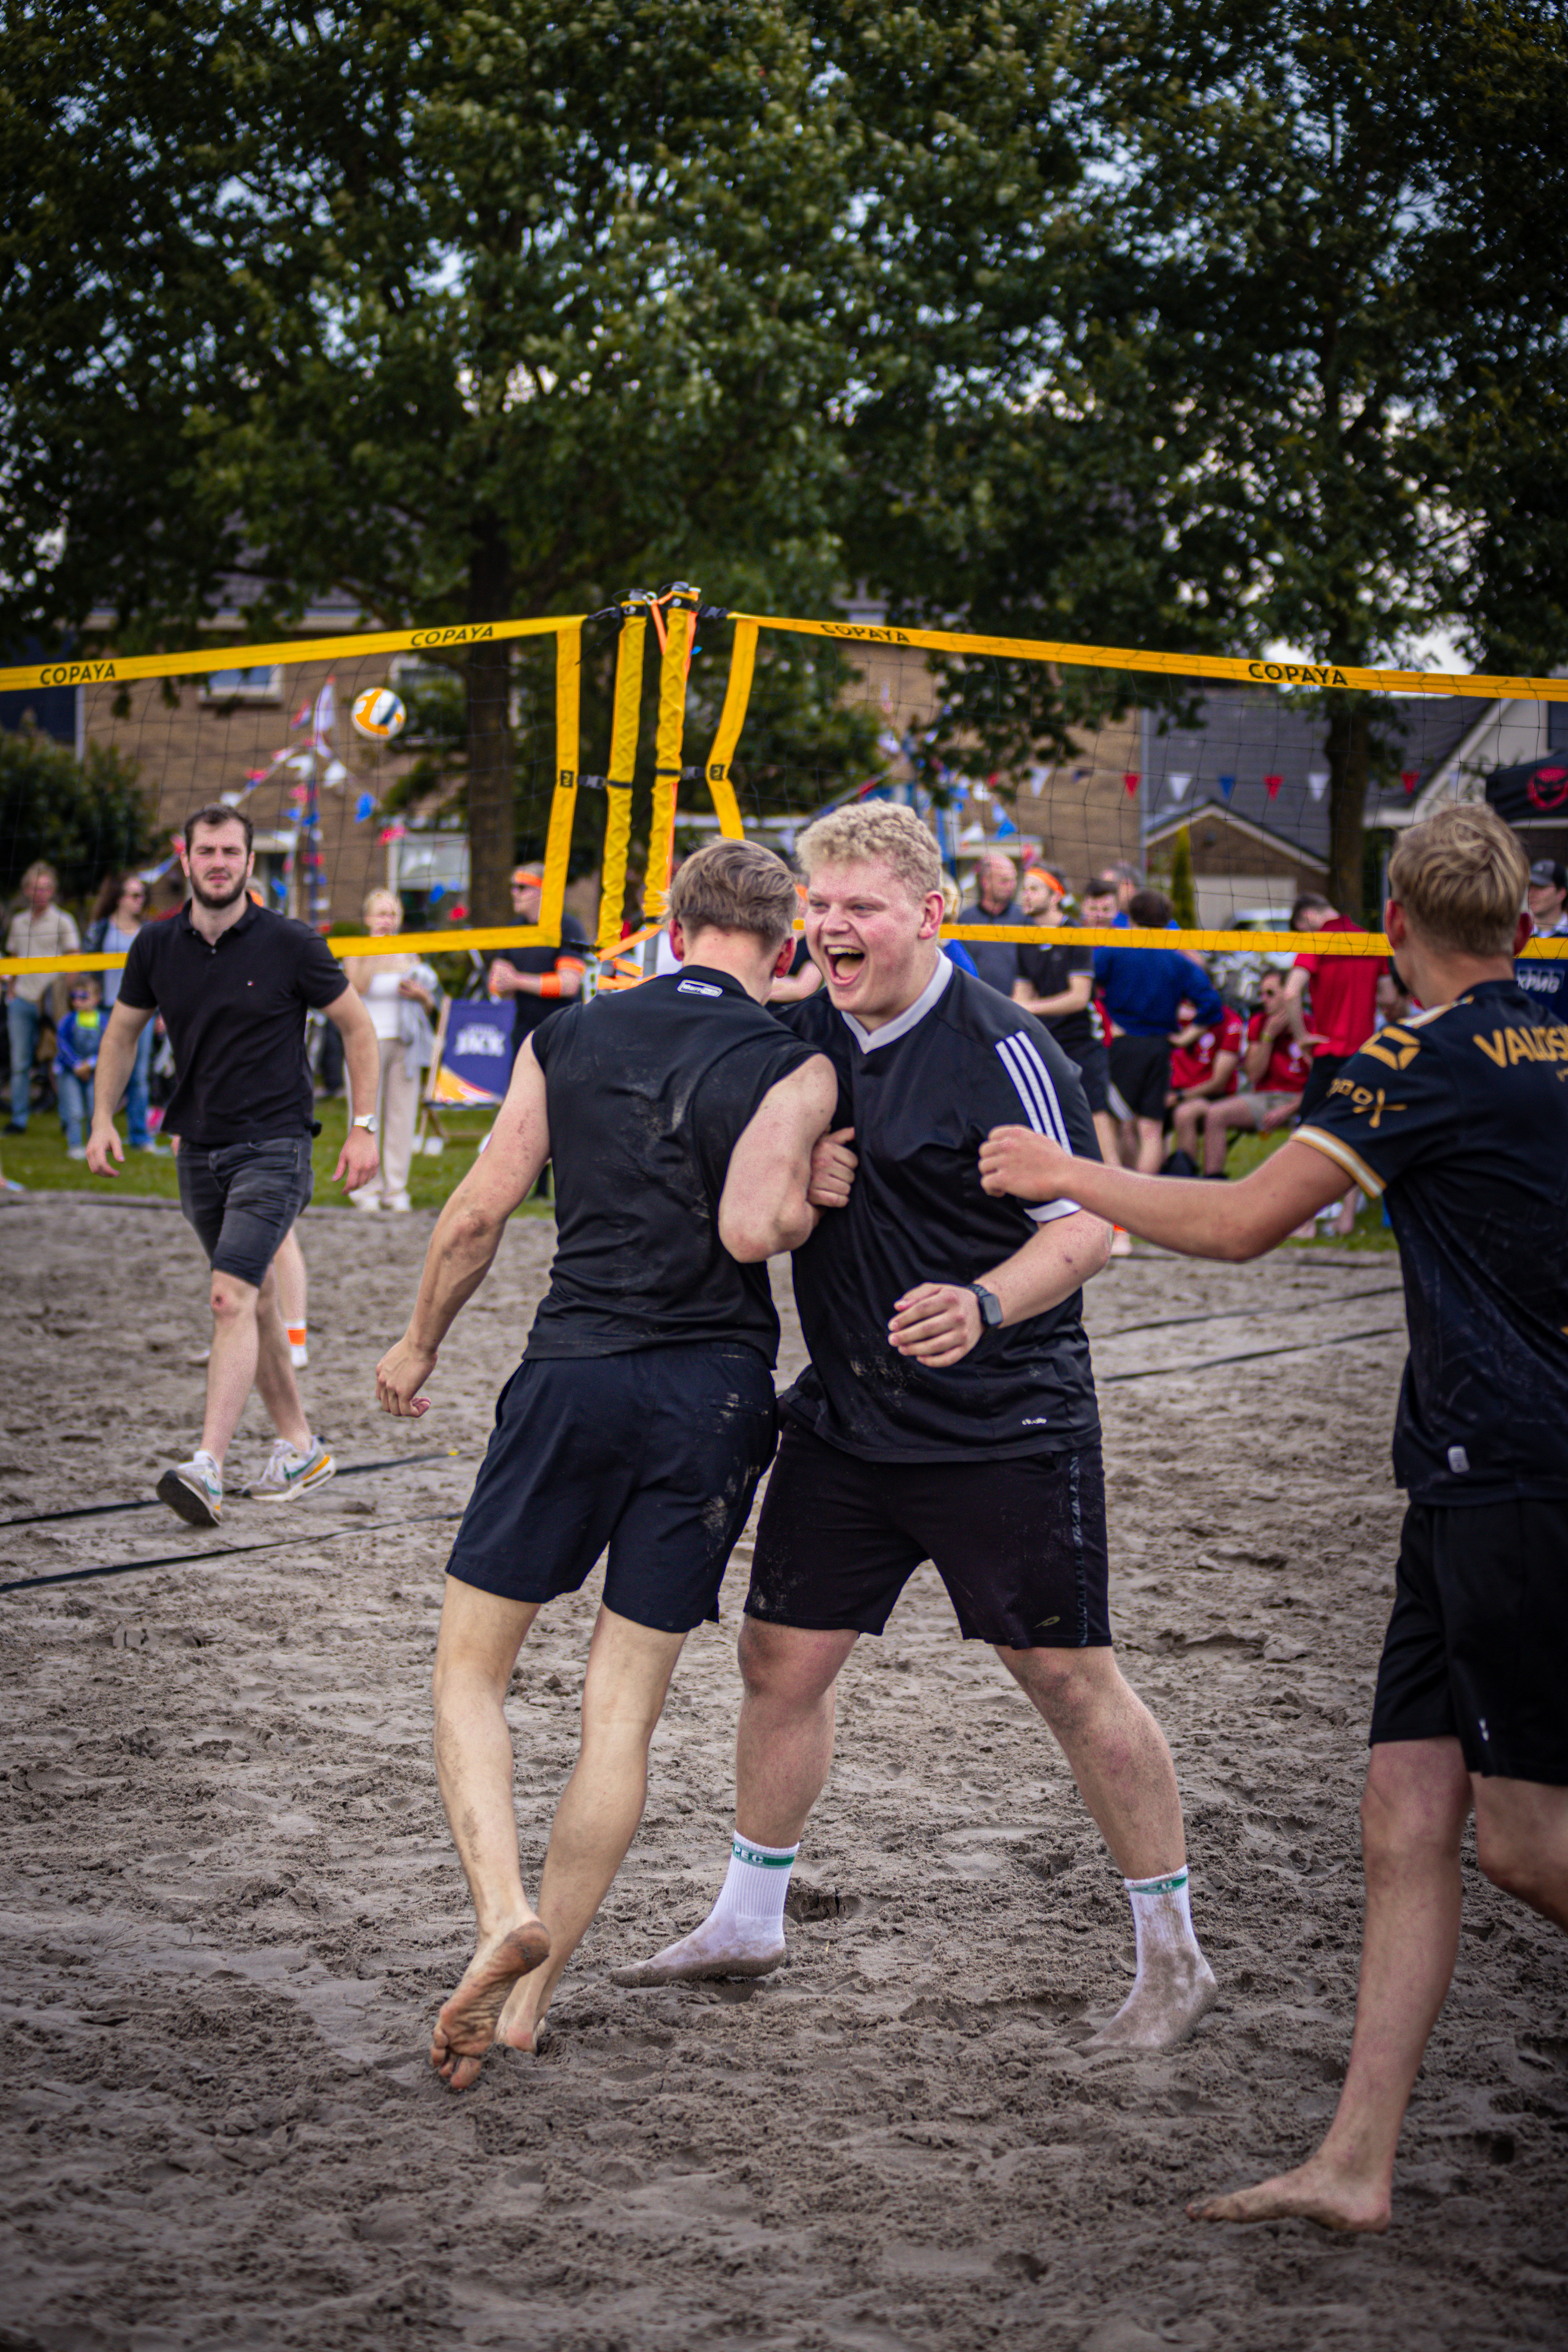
[86,805,382,1526]
[374,840,840,2089]
[619,804,1218,2053]
[977,803,1568,2233]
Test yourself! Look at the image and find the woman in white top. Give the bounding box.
[345,888,436,1210]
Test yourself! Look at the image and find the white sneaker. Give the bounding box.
[289,1340,310,1368]
[387,1191,412,1212]
[349,1185,382,1212]
[250,1434,335,1501]
[66,1145,87,1161]
[157,1450,223,1527]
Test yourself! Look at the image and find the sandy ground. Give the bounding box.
[2,1195,1565,2352]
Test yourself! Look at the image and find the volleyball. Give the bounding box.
[351,687,407,740]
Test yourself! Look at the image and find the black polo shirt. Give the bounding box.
[1014,937,1101,1058]
[492,913,591,1062]
[525,967,818,1365]
[118,902,347,1145]
[1296,979,1568,1502]
[779,956,1103,1462]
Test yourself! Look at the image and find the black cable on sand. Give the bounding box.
[0,1447,459,1532]
[1096,1280,1403,1344]
[1101,1323,1403,1385]
[0,1508,465,1596]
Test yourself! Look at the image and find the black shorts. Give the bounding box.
[1069,1040,1111,1117]
[746,1420,1111,1650]
[176,1136,313,1290]
[1109,1033,1171,1123]
[1370,1498,1568,1784]
[1296,1053,1352,1126]
[445,1345,779,1635]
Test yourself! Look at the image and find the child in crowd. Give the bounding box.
[54,977,104,1160]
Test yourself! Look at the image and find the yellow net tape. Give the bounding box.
[0,614,579,699]
[644,591,697,924]
[536,624,582,944]
[597,607,648,957]
[702,619,757,840]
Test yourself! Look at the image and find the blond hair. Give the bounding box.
[668,838,799,947]
[1387,804,1526,957]
[362,886,401,922]
[796,802,942,902]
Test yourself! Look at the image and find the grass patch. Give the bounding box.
[1224,1128,1397,1251]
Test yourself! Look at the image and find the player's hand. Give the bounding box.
[978,1124,1071,1202]
[887,1283,982,1367]
[85,1123,122,1178]
[336,1127,380,1190]
[808,1126,857,1210]
[376,1335,437,1417]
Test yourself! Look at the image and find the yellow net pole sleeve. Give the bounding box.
[645,591,698,924]
[702,619,757,840]
[598,608,648,957]
[538,623,582,944]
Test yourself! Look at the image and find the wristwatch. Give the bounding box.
[964,1281,1004,1328]
[352,1114,379,1134]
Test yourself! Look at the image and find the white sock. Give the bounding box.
[710,1831,799,1936]
[1124,1865,1201,1973]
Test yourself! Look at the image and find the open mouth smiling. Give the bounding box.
[825,947,865,982]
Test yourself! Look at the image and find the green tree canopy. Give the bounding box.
[0,730,158,909]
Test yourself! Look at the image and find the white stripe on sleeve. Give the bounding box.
[994,1032,1082,1222]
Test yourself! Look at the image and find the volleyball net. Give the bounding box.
[3,588,1566,982]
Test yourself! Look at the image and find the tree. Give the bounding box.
[1168,822,1196,929]
[1,0,1080,923]
[0,730,158,908]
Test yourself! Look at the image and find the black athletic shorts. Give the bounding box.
[445,1345,779,1635]
[1109,1033,1171,1123]
[746,1420,1111,1650]
[1295,1053,1352,1127]
[1369,1498,1568,1784]
[1070,1040,1111,1117]
[176,1135,313,1290]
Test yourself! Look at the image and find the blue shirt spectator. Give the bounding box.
[1094,885,1222,1036]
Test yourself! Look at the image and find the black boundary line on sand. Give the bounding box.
[0,1508,465,1595]
[1102,1323,1403,1385]
[1097,1281,1403,1344]
[1,1448,460,1532]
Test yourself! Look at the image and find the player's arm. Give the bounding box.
[85,1002,154,1175]
[717,1054,842,1261]
[1012,970,1093,1022]
[376,1041,552,1416]
[888,1209,1112,1367]
[324,982,383,1189]
[978,1127,1347,1260]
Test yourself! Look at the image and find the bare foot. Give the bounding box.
[1189,2154,1391,2234]
[493,1969,550,2057]
[430,1919,550,2090]
[1085,1950,1219,2052]
[610,1917,786,1988]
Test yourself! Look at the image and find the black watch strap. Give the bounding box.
[966,1281,1004,1328]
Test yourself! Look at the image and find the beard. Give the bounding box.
[190,870,249,912]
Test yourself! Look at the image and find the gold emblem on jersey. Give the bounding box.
[1328,1078,1406,1127]
[1361,1027,1421,1071]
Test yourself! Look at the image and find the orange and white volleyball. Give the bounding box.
[351,688,407,741]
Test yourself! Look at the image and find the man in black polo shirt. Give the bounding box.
[87,805,381,1526]
[619,804,1218,2052]
[373,840,838,2089]
[1011,863,1114,1138]
[980,804,1568,2234]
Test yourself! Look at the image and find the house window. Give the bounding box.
[201,666,283,702]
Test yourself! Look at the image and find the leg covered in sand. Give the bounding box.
[430,1581,551,2089]
[999,1644,1217,2050]
[1192,1746,1568,2230]
[613,1621,855,1986]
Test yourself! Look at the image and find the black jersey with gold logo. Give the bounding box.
[1297,979,1568,1502]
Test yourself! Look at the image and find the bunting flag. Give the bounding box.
[1218,774,1236,801]
[322,758,348,789]
[994,812,1018,838]
[1265,772,1283,800]
[1307,770,1328,801]
[354,791,376,824]
[1167,772,1192,801]
[1402,770,1420,795]
[314,676,336,740]
[1123,771,1140,796]
[290,701,311,730]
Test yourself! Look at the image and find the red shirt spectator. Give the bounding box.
[1246,1011,1312,1094]
[1290,909,1382,1059]
[1170,1004,1244,1097]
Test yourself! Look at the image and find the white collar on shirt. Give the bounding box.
[840,951,954,1054]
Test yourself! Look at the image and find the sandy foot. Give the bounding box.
[1084,1951,1219,2051]
[430,1920,550,2090]
[1189,2156,1392,2234]
[611,1918,787,1987]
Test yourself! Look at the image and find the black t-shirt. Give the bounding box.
[1014,938,1102,1058]
[779,957,1103,1462]
[118,902,347,1145]
[526,967,818,1365]
[1297,978,1568,1502]
[493,914,591,1054]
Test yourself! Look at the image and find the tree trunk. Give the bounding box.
[465,511,514,930]
[1324,695,1370,922]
